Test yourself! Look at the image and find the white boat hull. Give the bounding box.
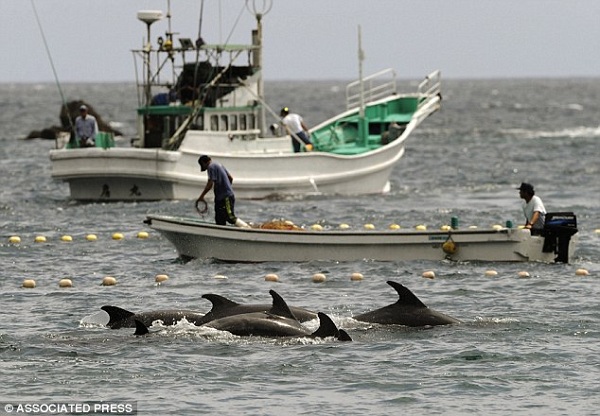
[50,142,402,200]
[145,215,578,263]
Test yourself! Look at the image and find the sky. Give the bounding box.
[1,0,599,83]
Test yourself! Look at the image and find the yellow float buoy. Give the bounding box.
[264,273,280,282]
[22,279,36,288]
[34,236,47,243]
[517,271,530,278]
[594,229,600,234]
[440,225,452,231]
[213,274,228,280]
[60,235,73,242]
[492,224,503,230]
[389,224,401,230]
[86,234,98,242]
[468,225,478,229]
[155,274,169,283]
[575,268,590,276]
[363,224,375,230]
[102,276,117,286]
[415,224,427,231]
[442,238,457,255]
[8,236,21,244]
[112,232,125,240]
[338,223,351,230]
[350,272,364,281]
[485,270,498,277]
[422,271,436,279]
[58,278,73,288]
[310,224,323,231]
[137,231,149,239]
[312,273,327,283]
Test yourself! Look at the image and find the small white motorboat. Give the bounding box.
[144,212,578,263]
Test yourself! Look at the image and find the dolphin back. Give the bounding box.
[201,292,317,324]
[354,281,459,327]
[101,305,135,329]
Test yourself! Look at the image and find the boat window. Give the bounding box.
[193,114,204,130]
[239,115,247,130]
[210,115,219,131]
[230,115,238,131]
[221,115,228,131]
[248,114,255,129]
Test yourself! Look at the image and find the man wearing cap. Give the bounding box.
[196,155,249,228]
[517,182,546,233]
[280,107,313,153]
[75,105,98,148]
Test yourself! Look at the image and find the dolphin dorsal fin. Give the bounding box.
[387,281,428,308]
[268,290,297,320]
[101,305,135,328]
[311,312,340,339]
[202,294,240,313]
[337,329,353,342]
[133,319,149,336]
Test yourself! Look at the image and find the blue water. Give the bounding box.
[1,78,599,415]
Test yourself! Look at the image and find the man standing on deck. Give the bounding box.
[280,107,313,152]
[196,155,250,228]
[75,105,98,147]
[517,182,546,234]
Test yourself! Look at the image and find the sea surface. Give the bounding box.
[1,78,599,415]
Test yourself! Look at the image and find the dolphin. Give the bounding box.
[205,311,351,341]
[198,293,318,324]
[206,290,350,340]
[103,292,316,330]
[101,305,206,329]
[134,290,351,341]
[354,281,460,327]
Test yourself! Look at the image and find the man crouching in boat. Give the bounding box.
[196,155,250,228]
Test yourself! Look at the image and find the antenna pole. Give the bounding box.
[358,25,367,145]
[30,0,73,147]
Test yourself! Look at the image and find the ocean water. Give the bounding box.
[1,78,599,415]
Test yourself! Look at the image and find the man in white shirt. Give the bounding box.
[280,107,313,152]
[517,182,546,233]
[75,105,98,147]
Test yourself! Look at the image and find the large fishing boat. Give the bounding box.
[49,1,442,201]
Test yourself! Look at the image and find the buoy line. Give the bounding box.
[6,231,152,244]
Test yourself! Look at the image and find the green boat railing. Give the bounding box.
[66,131,115,149]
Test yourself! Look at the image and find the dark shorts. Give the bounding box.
[214,196,237,226]
[292,131,312,153]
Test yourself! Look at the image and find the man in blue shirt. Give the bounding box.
[196,155,249,227]
[75,105,98,147]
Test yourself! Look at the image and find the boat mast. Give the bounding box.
[357,25,367,145]
[137,10,163,106]
[248,0,272,136]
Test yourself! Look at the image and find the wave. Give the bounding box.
[500,125,600,140]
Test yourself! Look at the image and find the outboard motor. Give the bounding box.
[542,212,578,263]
